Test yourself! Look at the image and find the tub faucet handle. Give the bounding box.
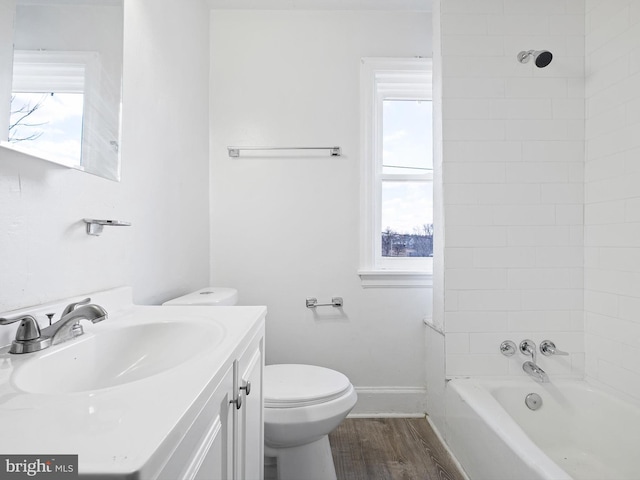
[500,340,517,356]
[540,340,569,356]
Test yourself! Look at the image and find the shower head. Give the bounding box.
[517,50,553,68]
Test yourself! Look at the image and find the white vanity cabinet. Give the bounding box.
[156,319,264,480]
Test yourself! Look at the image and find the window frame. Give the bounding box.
[359,57,433,288]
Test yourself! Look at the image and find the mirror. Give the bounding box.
[0,0,124,181]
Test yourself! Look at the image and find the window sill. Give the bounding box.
[358,270,433,288]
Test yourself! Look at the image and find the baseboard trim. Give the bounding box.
[348,387,427,417]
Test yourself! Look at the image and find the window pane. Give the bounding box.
[9,92,84,164]
[382,100,432,175]
[381,181,433,258]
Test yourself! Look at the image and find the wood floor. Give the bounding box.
[329,417,467,480]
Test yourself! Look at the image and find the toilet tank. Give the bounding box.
[162,287,238,306]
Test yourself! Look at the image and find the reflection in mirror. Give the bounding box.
[0,0,124,181]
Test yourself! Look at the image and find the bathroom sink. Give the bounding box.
[11,321,223,394]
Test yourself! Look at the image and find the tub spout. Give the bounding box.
[523,361,549,383]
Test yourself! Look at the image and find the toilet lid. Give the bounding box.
[264,364,352,408]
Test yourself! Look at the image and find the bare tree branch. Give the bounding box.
[8,94,49,143]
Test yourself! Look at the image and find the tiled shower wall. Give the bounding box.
[441,0,586,378]
[584,0,640,400]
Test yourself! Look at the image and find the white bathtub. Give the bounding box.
[445,378,640,480]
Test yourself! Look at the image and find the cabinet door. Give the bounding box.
[189,364,235,480]
[235,336,264,480]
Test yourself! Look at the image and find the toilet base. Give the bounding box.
[266,435,337,480]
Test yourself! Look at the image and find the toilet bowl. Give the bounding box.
[264,364,357,480]
[163,288,357,480]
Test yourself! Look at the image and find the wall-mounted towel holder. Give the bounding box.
[306,297,343,309]
[227,146,342,158]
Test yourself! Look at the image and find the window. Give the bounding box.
[359,58,433,287]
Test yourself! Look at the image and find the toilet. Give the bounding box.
[163,287,358,480]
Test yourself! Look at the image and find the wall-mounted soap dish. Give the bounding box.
[83,219,132,236]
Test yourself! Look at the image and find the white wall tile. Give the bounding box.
[505,78,568,98]
[503,0,567,15]
[447,354,509,376]
[446,226,508,247]
[445,333,470,354]
[506,162,571,183]
[441,0,585,379]
[507,226,573,246]
[508,310,582,332]
[541,184,584,204]
[520,289,583,311]
[550,14,586,36]
[443,247,475,268]
[507,268,575,290]
[443,119,506,141]
[440,0,503,15]
[447,268,508,290]
[555,204,584,226]
[443,99,492,119]
[491,99,553,119]
[446,205,496,226]
[442,34,504,56]
[473,246,537,267]
[444,162,506,183]
[522,141,585,163]
[552,99,585,122]
[457,290,522,311]
[443,77,505,98]
[493,205,557,225]
[444,141,522,163]
[445,311,509,333]
[440,13,488,35]
[474,184,542,205]
[486,14,550,36]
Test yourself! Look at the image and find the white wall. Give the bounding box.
[0,0,210,323]
[210,10,432,415]
[439,0,585,379]
[585,0,640,401]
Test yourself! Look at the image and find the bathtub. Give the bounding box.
[445,378,640,480]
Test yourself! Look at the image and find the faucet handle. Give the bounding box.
[540,340,569,356]
[0,315,41,340]
[61,297,91,317]
[15,316,41,341]
[500,340,517,356]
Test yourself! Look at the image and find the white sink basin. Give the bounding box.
[11,320,224,394]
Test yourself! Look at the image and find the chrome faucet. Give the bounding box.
[0,298,107,354]
[522,361,549,383]
[519,339,538,364]
[42,302,108,345]
[519,339,549,383]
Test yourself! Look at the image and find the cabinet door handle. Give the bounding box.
[230,395,242,410]
[240,380,251,396]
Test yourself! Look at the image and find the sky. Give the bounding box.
[9,92,84,166]
[381,99,434,234]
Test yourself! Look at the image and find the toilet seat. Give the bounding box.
[264,364,352,408]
